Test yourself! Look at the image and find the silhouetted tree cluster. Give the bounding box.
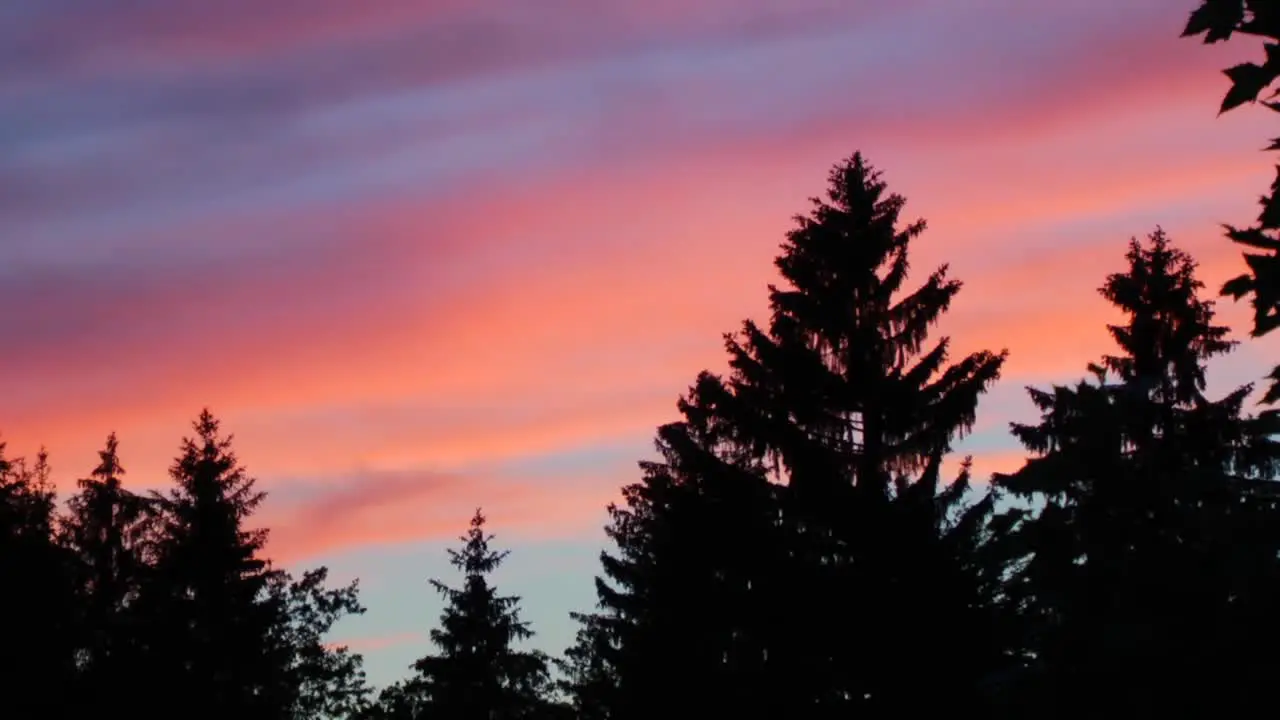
[8,3,1280,717]
[549,148,1280,719]
[0,413,371,720]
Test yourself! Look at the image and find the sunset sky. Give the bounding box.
[4,0,1278,686]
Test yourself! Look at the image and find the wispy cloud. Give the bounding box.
[262,460,624,564]
[4,0,1272,568]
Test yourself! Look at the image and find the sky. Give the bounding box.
[3,0,1278,688]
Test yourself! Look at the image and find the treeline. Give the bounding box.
[1,415,370,720]
[7,3,1280,718]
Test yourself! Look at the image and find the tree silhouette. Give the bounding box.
[132,410,294,717]
[121,410,374,719]
[404,509,553,719]
[61,433,150,715]
[356,681,430,720]
[584,417,780,719]
[266,566,373,718]
[553,612,617,720]
[1183,0,1280,402]
[578,152,1013,719]
[992,229,1280,718]
[0,444,79,719]
[687,152,1010,715]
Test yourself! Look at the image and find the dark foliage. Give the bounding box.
[992,229,1280,718]
[1184,0,1280,402]
[0,412,368,719]
[372,509,556,720]
[267,567,373,718]
[553,612,617,720]
[130,410,294,717]
[61,433,150,715]
[566,152,1013,720]
[690,152,1013,717]
[0,445,79,719]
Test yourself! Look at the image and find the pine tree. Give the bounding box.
[409,509,552,720]
[134,409,290,719]
[0,444,80,718]
[694,152,1005,494]
[584,152,1011,719]
[61,432,150,712]
[992,229,1280,718]
[684,151,1009,714]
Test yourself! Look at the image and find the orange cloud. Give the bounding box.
[10,129,1269,503]
[267,446,1031,565]
[10,4,1275,568]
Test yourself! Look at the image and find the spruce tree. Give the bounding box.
[408,509,552,720]
[62,433,150,712]
[992,229,1280,718]
[694,152,1005,494]
[584,152,1011,718]
[133,409,290,718]
[687,152,1009,714]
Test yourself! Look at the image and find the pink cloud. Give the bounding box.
[7,120,1267,493]
[262,463,623,565]
[334,632,424,654]
[11,0,897,89]
[267,445,1029,564]
[8,0,1276,565]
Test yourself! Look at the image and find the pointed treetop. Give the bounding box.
[193,408,228,448]
[773,152,930,326]
[165,409,265,528]
[89,432,125,486]
[449,508,509,577]
[712,151,1004,483]
[174,408,239,478]
[1097,227,1235,404]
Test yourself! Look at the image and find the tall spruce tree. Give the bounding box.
[687,152,1010,715]
[61,433,150,714]
[992,229,1280,718]
[131,410,369,719]
[407,509,552,720]
[133,410,291,718]
[582,152,1012,719]
[1182,1,1280,402]
[0,444,79,719]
